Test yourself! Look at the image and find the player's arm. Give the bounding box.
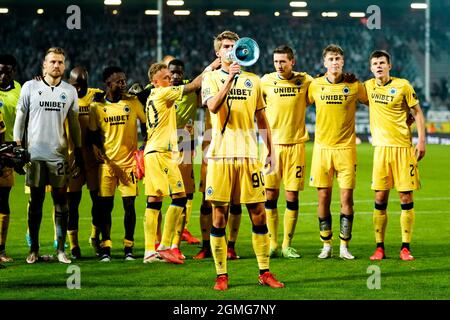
[410,103,426,161]
[183,59,221,97]
[306,81,314,106]
[86,104,105,163]
[13,82,31,146]
[206,62,240,114]
[67,95,84,176]
[255,108,275,175]
[357,82,369,105]
[135,100,147,147]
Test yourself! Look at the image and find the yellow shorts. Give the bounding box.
[0,168,14,187]
[205,158,266,204]
[371,146,420,192]
[98,164,138,197]
[144,151,185,197]
[264,143,306,191]
[309,146,356,189]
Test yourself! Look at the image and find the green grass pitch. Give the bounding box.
[1,142,449,300]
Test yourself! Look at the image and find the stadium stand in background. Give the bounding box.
[0,1,449,137]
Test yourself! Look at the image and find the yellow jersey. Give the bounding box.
[365,77,419,147]
[201,69,264,159]
[145,85,184,153]
[308,76,367,148]
[261,71,312,144]
[0,80,21,141]
[175,79,199,130]
[89,95,146,167]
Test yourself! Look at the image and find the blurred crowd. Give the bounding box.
[1,9,449,110]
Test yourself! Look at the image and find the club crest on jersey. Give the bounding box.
[0,101,3,108]
[103,107,107,112]
[296,79,302,86]
[390,88,397,95]
[244,79,253,88]
[174,103,179,110]
[123,105,130,113]
[176,181,183,188]
[342,86,350,95]
[206,187,213,196]
[60,92,67,102]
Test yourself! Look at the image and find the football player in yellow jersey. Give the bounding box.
[261,45,313,259]
[88,66,146,262]
[143,62,211,264]
[307,44,367,260]
[0,54,20,264]
[365,50,426,261]
[193,101,244,261]
[167,59,201,259]
[66,66,103,259]
[202,30,284,291]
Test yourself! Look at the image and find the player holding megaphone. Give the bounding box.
[201,30,284,291]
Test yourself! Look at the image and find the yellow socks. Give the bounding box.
[252,224,270,271]
[400,203,415,244]
[211,226,227,275]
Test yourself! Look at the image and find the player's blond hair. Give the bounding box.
[322,44,344,59]
[214,30,239,52]
[148,62,167,82]
[45,47,65,58]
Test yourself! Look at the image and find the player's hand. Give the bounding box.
[342,72,358,83]
[228,62,241,80]
[264,153,276,175]
[72,147,84,179]
[415,140,426,161]
[128,83,144,95]
[92,145,106,163]
[92,91,105,102]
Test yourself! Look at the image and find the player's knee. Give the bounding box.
[146,201,162,211]
[200,205,212,216]
[286,200,299,211]
[122,196,136,210]
[29,192,45,211]
[399,191,413,204]
[252,224,268,234]
[230,204,242,215]
[374,202,388,211]
[171,197,187,208]
[401,202,414,210]
[265,199,277,210]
